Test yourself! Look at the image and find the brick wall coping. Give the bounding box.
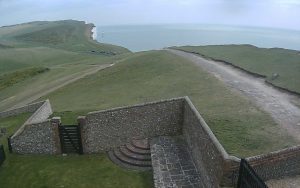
[0,101,45,118]
[247,145,300,165]
[87,97,186,116]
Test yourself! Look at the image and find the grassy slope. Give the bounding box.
[0,20,131,75]
[0,20,153,188]
[0,113,153,188]
[43,50,296,157]
[174,45,300,93]
[0,20,131,110]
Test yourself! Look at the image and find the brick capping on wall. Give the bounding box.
[246,145,300,180]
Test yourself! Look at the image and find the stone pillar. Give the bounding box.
[51,117,62,154]
[221,156,241,187]
[77,116,86,154]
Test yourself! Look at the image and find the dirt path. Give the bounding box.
[167,49,300,141]
[0,64,114,111]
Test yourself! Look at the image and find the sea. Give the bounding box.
[95,24,300,52]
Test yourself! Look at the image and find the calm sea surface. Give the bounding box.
[96,24,300,52]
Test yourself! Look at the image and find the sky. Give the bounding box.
[0,0,300,30]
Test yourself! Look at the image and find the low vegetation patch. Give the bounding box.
[0,67,49,91]
[0,43,12,49]
[174,45,300,93]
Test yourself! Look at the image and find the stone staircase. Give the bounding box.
[108,139,152,171]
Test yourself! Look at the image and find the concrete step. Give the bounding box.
[113,149,152,167]
[119,145,151,161]
[131,139,150,150]
[107,139,152,171]
[108,151,152,171]
[125,143,151,155]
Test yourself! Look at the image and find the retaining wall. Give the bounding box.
[10,120,60,154]
[80,98,184,153]
[10,100,60,154]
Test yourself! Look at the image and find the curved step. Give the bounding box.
[126,143,151,155]
[131,139,150,150]
[108,151,152,171]
[113,149,152,167]
[119,146,151,161]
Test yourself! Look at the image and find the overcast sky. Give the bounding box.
[0,0,300,30]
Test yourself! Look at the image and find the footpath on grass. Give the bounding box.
[0,64,114,111]
[167,49,300,141]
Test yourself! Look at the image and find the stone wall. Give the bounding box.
[10,119,60,154]
[0,101,45,118]
[10,100,60,154]
[182,97,230,188]
[12,99,53,138]
[81,98,184,153]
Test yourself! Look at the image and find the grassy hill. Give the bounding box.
[173,45,300,94]
[0,20,130,54]
[43,50,295,157]
[0,20,131,110]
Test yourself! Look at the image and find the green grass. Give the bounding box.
[0,113,153,188]
[0,67,49,90]
[43,50,296,157]
[0,113,31,146]
[0,154,152,188]
[173,45,300,93]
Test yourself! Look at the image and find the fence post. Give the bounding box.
[236,158,268,188]
[7,135,12,153]
[0,145,5,166]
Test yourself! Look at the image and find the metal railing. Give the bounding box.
[237,159,268,188]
